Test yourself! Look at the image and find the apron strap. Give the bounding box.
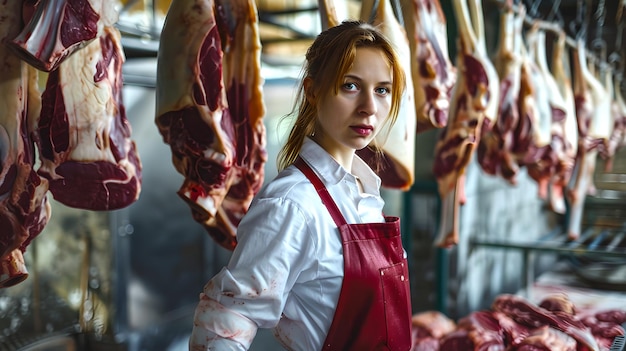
[294,157,347,227]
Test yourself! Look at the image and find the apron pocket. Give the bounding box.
[379,261,412,351]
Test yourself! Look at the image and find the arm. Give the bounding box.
[190,295,257,350]
[190,196,313,350]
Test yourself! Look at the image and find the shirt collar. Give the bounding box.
[299,138,382,195]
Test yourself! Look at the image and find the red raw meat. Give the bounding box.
[492,294,599,350]
[477,3,524,183]
[546,33,578,214]
[514,27,553,199]
[402,0,457,132]
[9,0,118,72]
[156,0,266,250]
[538,294,576,315]
[509,326,576,351]
[36,26,142,211]
[0,0,50,287]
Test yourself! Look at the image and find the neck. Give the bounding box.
[309,135,355,171]
[333,152,355,173]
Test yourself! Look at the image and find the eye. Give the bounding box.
[342,82,358,91]
[376,86,391,96]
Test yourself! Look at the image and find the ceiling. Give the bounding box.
[116,0,625,82]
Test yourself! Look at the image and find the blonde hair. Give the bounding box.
[276,20,406,171]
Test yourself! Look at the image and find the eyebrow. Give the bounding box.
[344,74,392,86]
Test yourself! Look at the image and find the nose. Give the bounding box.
[358,91,377,116]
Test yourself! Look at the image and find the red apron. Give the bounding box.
[295,158,412,351]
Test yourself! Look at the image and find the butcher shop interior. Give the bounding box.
[1,0,626,350]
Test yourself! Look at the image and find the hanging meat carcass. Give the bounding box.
[156,0,266,250]
[211,0,267,248]
[401,0,456,132]
[0,0,51,288]
[525,29,577,214]
[547,33,578,214]
[566,41,613,240]
[515,27,554,202]
[600,75,626,171]
[477,3,524,183]
[357,0,416,190]
[432,0,499,248]
[8,0,119,72]
[35,25,142,211]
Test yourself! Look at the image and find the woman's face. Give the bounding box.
[311,47,393,163]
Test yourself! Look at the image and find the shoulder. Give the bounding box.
[236,166,327,245]
[240,166,321,232]
[253,166,317,208]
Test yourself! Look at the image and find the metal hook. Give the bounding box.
[555,11,565,29]
[593,0,606,40]
[591,37,607,74]
[608,52,621,68]
[594,0,606,24]
[592,38,606,58]
[529,0,542,18]
[546,0,561,22]
[617,5,626,53]
[569,0,587,40]
[367,0,403,28]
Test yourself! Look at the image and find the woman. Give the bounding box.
[190,20,411,351]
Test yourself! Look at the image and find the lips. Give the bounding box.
[351,125,373,136]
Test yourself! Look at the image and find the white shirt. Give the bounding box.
[189,138,386,351]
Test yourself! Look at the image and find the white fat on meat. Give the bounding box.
[401,0,456,131]
[0,0,50,288]
[9,0,119,72]
[477,5,523,183]
[566,41,611,239]
[35,26,142,211]
[156,0,266,250]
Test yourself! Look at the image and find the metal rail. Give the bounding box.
[470,227,626,260]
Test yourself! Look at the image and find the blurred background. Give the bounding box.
[1,0,625,350]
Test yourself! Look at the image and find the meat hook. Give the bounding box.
[615,6,625,53]
[527,0,542,18]
[365,0,403,27]
[592,0,606,47]
[545,0,564,28]
[569,0,588,40]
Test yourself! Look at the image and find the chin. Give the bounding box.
[357,138,376,150]
[349,140,370,151]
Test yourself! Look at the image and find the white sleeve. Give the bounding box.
[189,293,257,350]
[189,196,314,349]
